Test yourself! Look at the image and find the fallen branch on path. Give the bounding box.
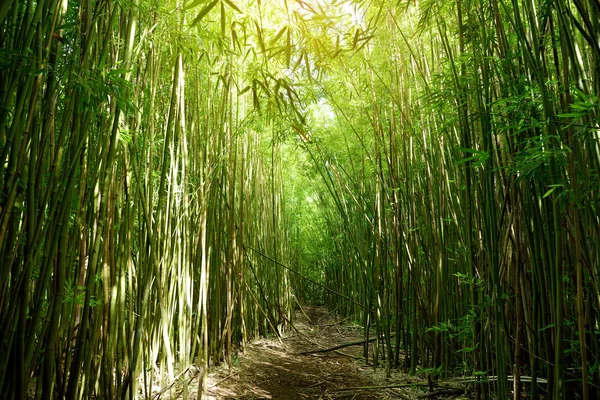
[333,349,365,361]
[297,333,396,355]
[208,372,238,390]
[292,327,366,361]
[330,381,462,392]
[329,375,549,396]
[418,388,465,398]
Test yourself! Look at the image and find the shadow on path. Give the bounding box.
[202,306,399,399]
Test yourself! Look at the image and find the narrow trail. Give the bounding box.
[201,307,421,400]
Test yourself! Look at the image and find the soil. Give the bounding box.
[197,306,428,400]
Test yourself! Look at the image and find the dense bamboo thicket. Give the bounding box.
[1,0,599,399]
[294,1,600,399]
[0,1,298,398]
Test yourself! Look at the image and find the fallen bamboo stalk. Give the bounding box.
[334,349,365,361]
[418,388,465,398]
[330,382,462,392]
[297,333,396,355]
[446,375,548,384]
[330,375,551,394]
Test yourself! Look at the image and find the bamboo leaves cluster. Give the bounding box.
[0,1,296,398]
[290,1,600,399]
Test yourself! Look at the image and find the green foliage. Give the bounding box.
[64,281,87,306]
[1,0,599,398]
[417,364,443,377]
[456,148,490,167]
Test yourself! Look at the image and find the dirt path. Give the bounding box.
[200,306,420,400]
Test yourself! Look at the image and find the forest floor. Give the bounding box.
[181,306,467,400]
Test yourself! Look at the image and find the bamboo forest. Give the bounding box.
[1,0,599,398]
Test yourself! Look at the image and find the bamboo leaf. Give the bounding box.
[255,21,265,52]
[223,0,241,13]
[542,184,563,199]
[352,29,359,48]
[184,0,208,10]
[238,85,251,95]
[190,0,219,27]
[270,26,288,46]
[542,187,557,198]
[221,1,226,37]
[456,148,490,166]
